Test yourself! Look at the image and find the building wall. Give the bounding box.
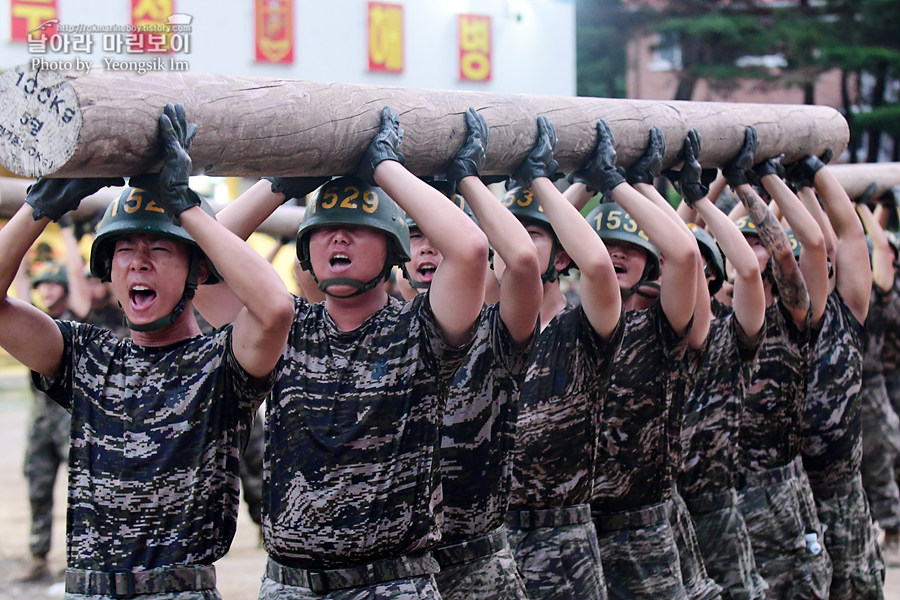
[0,0,576,96]
[626,29,845,108]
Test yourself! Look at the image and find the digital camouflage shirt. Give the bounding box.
[863,284,891,379]
[264,294,470,568]
[880,277,900,374]
[741,300,811,472]
[34,321,268,571]
[679,300,763,499]
[801,291,865,483]
[509,305,624,509]
[440,304,537,544]
[593,301,688,514]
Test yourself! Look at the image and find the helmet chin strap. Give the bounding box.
[632,281,661,299]
[317,274,384,298]
[313,262,395,299]
[122,253,200,333]
[541,244,561,284]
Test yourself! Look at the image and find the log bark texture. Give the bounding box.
[0,177,306,239]
[826,163,900,200]
[0,64,849,179]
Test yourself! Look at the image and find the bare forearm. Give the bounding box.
[694,198,758,278]
[180,207,292,325]
[459,177,536,275]
[0,207,49,297]
[60,227,90,318]
[216,179,284,240]
[736,184,809,313]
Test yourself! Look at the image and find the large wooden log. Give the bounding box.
[0,64,848,179]
[0,177,307,238]
[826,163,900,200]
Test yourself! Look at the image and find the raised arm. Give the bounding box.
[797,159,871,324]
[59,223,91,320]
[362,107,489,347]
[856,202,894,293]
[685,130,764,339]
[452,108,540,346]
[757,157,828,328]
[724,127,809,329]
[151,104,294,378]
[574,120,698,334]
[0,177,122,376]
[517,116,621,338]
[192,176,328,327]
[629,127,709,347]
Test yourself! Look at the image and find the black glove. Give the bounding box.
[680,129,708,207]
[446,107,489,191]
[357,106,405,185]
[138,102,200,221]
[785,151,830,189]
[753,154,786,180]
[625,126,665,185]
[264,176,331,204]
[25,177,125,222]
[480,174,508,186]
[573,120,626,196]
[513,115,559,188]
[856,182,878,206]
[723,126,759,188]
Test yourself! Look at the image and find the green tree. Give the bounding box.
[576,0,636,98]
[819,0,900,161]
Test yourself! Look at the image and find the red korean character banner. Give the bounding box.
[10,0,58,41]
[255,0,294,64]
[368,2,403,73]
[131,0,174,53]
[459,14,491,82]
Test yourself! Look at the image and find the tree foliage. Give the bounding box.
[575,0,900,160]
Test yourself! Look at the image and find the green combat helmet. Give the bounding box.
[501,185,574,282]
[296,176,410,298]
[90,186,221,331]
[686,223,726,295]
[587,202,661,293]
[31,261,69,290]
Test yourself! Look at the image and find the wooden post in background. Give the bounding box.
[826,163,900,200]
[0,177,307,239]
[0,64,849,179]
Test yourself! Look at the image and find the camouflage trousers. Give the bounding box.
[808,473,885,600]
[258,555,441,599]
[23,395,70,558]
[506,504,606,600]
[860,377,900,531]
[670,488,724,600]
[737,456,832,599]
[593,499,688,600]
[433,527,527,600]
[685,488,768,600]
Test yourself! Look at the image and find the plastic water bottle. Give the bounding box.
[805,532,823,555]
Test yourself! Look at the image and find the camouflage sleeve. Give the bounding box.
[878,282,897,307]
[576,303,626,378]
[776,296,812,352]
[30,320,107,411]
[221,323,276,418]
[414,293,477,386]
[654,300,691,367]
[488,304,539,379]
[732,311,766,366]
